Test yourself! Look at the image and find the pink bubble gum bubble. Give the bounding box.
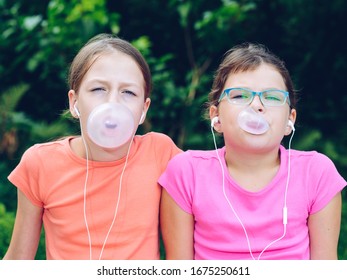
[237,107,269,135]
[87,103,135,148]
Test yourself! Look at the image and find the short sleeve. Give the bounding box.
[308,152,346,214]
[158,152,195,214]
[7,145,44,207]
[152,132,182,173]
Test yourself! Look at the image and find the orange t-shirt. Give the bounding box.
[8,132,181,259]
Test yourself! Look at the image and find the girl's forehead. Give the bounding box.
[229,63,280,76]
[90,51,135,66]
[85,52,143,78]
[225,64,285,88]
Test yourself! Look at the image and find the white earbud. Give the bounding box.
[288,120,295,131]
[211,116,219,127]
[74,103,80,117]
[139,112,145,124]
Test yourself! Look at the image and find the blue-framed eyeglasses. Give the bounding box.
[219,87,290,107]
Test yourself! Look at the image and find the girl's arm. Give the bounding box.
[3,189,43,260]
[160,189,194,259]
[308,192,342,259]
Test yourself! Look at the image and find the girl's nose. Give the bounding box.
[107,91,120,103]
[250,95,265,112]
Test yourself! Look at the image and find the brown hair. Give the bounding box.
[68,33,152,100]
[206,43,297,116]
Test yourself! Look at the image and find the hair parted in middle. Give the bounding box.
[68,33,152,101]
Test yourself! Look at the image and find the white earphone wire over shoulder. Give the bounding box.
[209,113,296,260]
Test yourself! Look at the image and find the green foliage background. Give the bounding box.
[0,0,346,259]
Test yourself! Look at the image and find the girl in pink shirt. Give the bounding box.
[159,43,346,260]
[4,34,181,260]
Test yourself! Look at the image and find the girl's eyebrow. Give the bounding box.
[85,78,142,88]
[229,86,285,91]
[84,78,107,85]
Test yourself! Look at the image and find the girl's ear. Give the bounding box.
[139,98,151,125]
[209,105,221,132]
[68,90,79,118]
[285,108,297,135]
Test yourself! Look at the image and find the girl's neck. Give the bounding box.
[224,145,281,192]
[70,136,132,162]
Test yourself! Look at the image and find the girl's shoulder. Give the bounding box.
[135,131,175,146]
[169,148,223,166]
[22,137,72,158]
[281,146,340,173]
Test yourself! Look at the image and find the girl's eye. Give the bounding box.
[265,95,281,101]
[233,94,249,99]
[91,87,106,93]
[230,89,251,100]
[122,90,136,96]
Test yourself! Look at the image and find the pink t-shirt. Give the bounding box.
[159,145,346,260]
[8,132,181,260]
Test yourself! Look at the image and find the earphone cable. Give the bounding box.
[98,137,133,260]
[211,126,256,260]
[80,127,92,260]
[210,124,295,260]
[257,128,295,259]
[80,121,134,260]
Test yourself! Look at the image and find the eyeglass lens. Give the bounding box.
[226,88,287,106]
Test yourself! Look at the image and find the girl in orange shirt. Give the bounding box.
[4,34,181,260]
